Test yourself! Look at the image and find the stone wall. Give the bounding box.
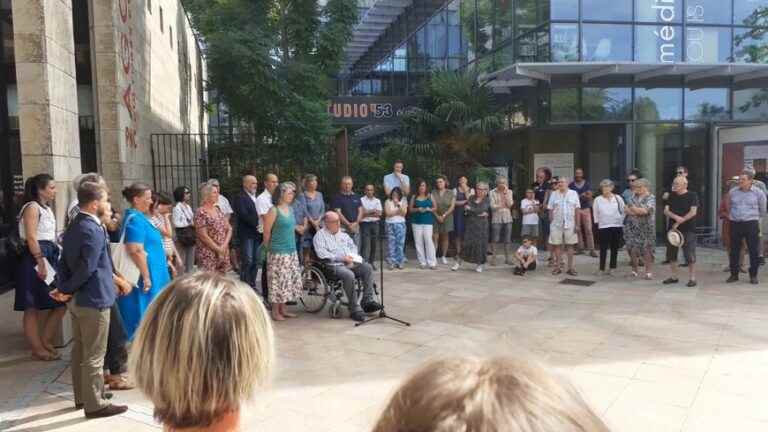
[12,0,82,223]
[90,0,206,197]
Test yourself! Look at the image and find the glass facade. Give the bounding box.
[340,0,768,234]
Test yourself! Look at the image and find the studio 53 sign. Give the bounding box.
[327,97,420,125]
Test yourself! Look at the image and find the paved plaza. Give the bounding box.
[2,248,768,431]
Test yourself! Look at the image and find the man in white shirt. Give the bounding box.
[360,183,383,269]
[313,212,382,322]
[383,160,410,196]
[548,177,580,276]
[255,173,278,299]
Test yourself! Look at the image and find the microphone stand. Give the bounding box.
[356,220,410,327]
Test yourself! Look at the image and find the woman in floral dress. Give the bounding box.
[194,183,232,273]
[624,178,656,280]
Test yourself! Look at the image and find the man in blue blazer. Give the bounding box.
[51,182,128,419]
[234,175,261,289]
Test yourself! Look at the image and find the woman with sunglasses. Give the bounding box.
[172,186,196,274]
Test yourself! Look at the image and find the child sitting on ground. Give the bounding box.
[514,236,538,276]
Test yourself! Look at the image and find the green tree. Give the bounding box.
[183,0,357,178]
[402,70,504,181]
[734,6,768,117]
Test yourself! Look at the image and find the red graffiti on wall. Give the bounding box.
[118,0,138,148]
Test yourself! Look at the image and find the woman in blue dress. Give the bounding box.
[118,182,171,339]
[298,174,325,263]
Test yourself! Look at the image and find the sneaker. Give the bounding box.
[726,275,739,283]
[419,264,426,270]
[662,277,679,285]
[476,265,484,273]
[429,266,437,270]
[396,264,403,270]
[388,264,395,271]
[350,311,366,322]
[451,263,460,271]
[85,404,128,419]
[361,301,382,314]
[441,256,448,265]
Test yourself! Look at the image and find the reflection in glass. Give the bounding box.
[733,88,768,120]
[635,88,682,120]
[582,0,631,21]
[551,24,578,62]
[682,124,710,227]
[636,25,682,63]
[582,88,632,121]
[476,0,494,55]
[495,0,514,47]
[733,28,768,63]
[427,10,447,58]
[582,24,632,62]
[735,0,768,25]
[460,0,477,62]
[636,0,682,23]
[551,88,579,122]
[551,0,578,20]
[635,123,682,233]
[685,0,732,24]
[685,27,730,62]
[517,26,550,62]
[408,27,427,58]
[517,0,545,35]
[684,88,729,120]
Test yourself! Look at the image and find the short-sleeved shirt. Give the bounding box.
[569,180,593,209]
[520,198,540,225]
[667,191,699,232]
[384,172,410,194]
[490,188,514,224]
[411,197,435,225]
[331,192,362,224]
[517,244,538,259]
[361,196,383,222]
[217,195,234,215]
[548,189,580,230]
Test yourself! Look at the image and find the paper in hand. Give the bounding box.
[35,258,56,286]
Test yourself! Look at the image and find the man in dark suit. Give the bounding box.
[50,182,128,418]
[234,175,261,289]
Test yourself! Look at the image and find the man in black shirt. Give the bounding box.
[663,176,699,287]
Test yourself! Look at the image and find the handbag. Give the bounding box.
[111,213,141,285]
[176,226,196,247]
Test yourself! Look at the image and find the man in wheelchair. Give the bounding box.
[313,212,383,322]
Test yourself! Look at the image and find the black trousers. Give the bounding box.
[730,220,760,278]
[598,227,622,271]
[104,303,128,375]
[261,260,269,301]
[360,221,380,264]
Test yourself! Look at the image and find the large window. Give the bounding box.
[685,0,732,25]
[685,26,731,63]
[733,28,767,63]
[551,88,579,121]
[582,24,632,62]
[635,88,683,121]
[733,88,768,120]
[582,88,633,121]
[551,23,578,62]
[551,0,578,20]
[582,0,632,21]
[685,88,730,120]
[636,0,682,23]
[636,24,682,63]
[735,0,768,25]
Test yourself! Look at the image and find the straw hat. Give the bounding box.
[667,229,684,248]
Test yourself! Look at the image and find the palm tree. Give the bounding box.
[402,70,504,180]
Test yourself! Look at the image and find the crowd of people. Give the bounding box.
[9,158,768,421]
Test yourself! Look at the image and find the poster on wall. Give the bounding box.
[533,153,574,181]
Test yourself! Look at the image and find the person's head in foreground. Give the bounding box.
[373,356,610,432]
[129,272,275,431]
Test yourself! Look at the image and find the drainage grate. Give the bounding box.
[559,278,596,287]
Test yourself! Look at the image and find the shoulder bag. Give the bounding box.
[111,213,141,285]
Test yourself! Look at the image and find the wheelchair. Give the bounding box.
[299,259,380,319]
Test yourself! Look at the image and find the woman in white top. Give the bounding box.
[592,179,625,275]
[384,187,408,270]
[172,186,195,274]
[15,174,66,361]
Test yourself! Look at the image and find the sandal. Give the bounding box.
[644,272,653,280]
[630,271,639,278]
[566,269,578,276]
[552,268,562,275]
[31,351,57,362]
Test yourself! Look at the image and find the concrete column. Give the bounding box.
[12,0,82,222]
[12,0,80,346]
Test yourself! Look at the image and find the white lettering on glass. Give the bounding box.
[653,0,677,63]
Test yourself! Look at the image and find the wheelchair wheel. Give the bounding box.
[300,265,329,313]
[328,302,342,319]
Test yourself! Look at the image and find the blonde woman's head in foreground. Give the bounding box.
[129,272,275,430]
[373,356,610,432]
